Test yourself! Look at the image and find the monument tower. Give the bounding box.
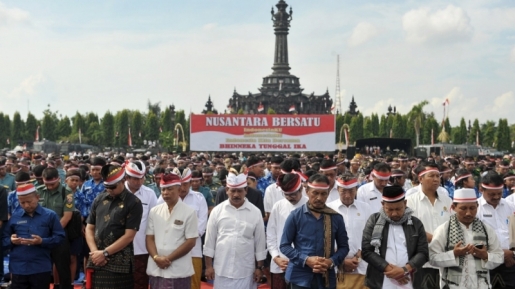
[227,0,332,114]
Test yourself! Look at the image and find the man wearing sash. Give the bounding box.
[429,188,503,288]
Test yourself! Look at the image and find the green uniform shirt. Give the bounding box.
[37,184,75,218]
[0,173,15,192]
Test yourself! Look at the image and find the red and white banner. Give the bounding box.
[190,114,335,151]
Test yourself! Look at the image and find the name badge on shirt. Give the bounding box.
[16,220,27,224]
[483,214,492,217]
[370,197,377,201]
[174,220,184,225]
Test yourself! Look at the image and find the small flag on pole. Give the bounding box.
[476,130,480,146]
[431,128,434,145]
[128,127,132,147]
[289,105,296,112]
[344,128,349,146]
[35,126,40,141]
[257,102,264,112]
[442,98,450,106]
[79,128,82,144]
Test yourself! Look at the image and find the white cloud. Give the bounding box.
[348,22,378,47]
[491,91,515,113]
[511,47,515,62]
[0,2,29,26]
[8,74,44,99]
[402,5,473,44]
[203,23,217,31]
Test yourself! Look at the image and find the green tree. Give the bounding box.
[467,119,481,145]
[391,114,404,138]
[41,105,58,141]
[379,115,387,137]
[363,116,373,138]
[160,107,173,133]
[101,111,115,147]
[25,112,38,141]
[407,100,429,146]
[114,110,130,147]
[147,100,161,118]
[343,113,352,125]
[3,115,12,147]
[84,112,99,137]
[371,113,380,137]
[145,112,160,143]
[422,115,440,144]
[444,118,452,135]
[349,113,363,143]
[56,117,72,139]
[452,118,467,144]
[0,113,6,147]
[88,122,102,146]
[11,112,24,144]
[482,121,496,147]
[131,111,144,147]
[335,114,344,144]
[267,108,276,114]
[72,112,85,135]
[496,119,511,151]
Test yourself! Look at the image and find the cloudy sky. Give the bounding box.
[0,0,514,126]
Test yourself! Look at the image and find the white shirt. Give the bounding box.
[383,224,413,289]
[506,193,515,205]
[327,199,372,275]
[203,199,267,279]
[264,184,307,213]
[158,189,208,257]
[146,201,198,278]
[126,183,157,255]
[326,182,340,204]
[429,220,504,289]
[406,184,449,198]
[357,182,383,213]
[266,197,308,274]
[476,197,515,249]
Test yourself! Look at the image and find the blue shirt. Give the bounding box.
[7,190,21,216]
[280,204,349,289]
[503,187,511,199]
[75,179,105,218]
[257,172,276,198]
[0,174,15,192]
[444,180,455,199]
[3,204,65,275]
[57,168,66,185]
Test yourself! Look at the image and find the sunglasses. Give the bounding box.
[105,182,120,190]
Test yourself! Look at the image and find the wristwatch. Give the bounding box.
[103,249,109,257]
[256,265,265,271]
[329,260,335,269]
[402,266,409,276]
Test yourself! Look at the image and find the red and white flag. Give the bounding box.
[476,130,480,146]
[35,125,40,141]
[289,105,296,112]
[344,127,349,146]
[128,127,132,146]
[257,102,264,112]
[442,98,450,106]
[431,128,434,145]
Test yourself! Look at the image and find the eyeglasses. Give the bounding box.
[105,182,120,190]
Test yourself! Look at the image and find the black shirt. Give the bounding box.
[86,189,143,274]
[215,186,265,217]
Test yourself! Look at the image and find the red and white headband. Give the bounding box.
[418,168,440,178]
[372,170,391,180]
[453,174,471,185]
[319,166,337,172]
[104,167,125,186]
[307,182,330,190]
[336,178,358,189]
[17,184,36,196]
[125,161,146,179]
[160,173,182,188]
[481,183,504,190]
[226,172,248,188]
[43,177,60,184]
[382,193,405,203]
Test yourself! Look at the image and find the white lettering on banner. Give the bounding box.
[206,116,320,127]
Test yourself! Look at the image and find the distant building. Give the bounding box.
[226,0,332,114]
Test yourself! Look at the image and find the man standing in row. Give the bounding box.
[125,161,158,289]
[281,174,349,289]
[362,185,429,289]
[86,164,143,289]
[204,172,267,289]
[146,173,198,288]
[358,163,391,213]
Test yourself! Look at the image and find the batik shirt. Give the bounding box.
[257,172,276,198]
[75,179,105,218]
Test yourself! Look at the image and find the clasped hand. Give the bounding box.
[306,256,331,273]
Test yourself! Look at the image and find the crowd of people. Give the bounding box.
[1,149,515,289]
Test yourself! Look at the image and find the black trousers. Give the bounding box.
[11,272,51,289]
[51,238,72,289]
[490,263,515,289]
[413,267,440,289]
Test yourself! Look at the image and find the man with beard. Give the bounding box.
[362,185,429,289]
[429,188,504,289]
[406,164,453,289]
[280,174,349,289]
[267,171,308,289]
[204,172,267,289]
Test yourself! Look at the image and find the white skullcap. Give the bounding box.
[453,188,477,203]
[226,172,248,189]
[125,160,146,178]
